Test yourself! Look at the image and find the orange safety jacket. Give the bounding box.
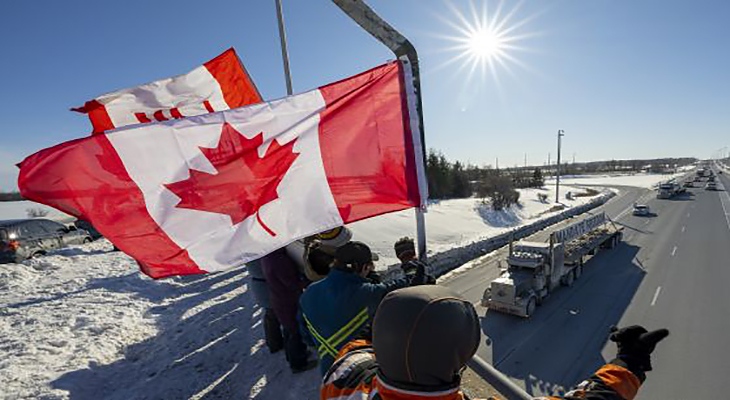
[322,340,642,400]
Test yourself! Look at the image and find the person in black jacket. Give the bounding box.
[247,259,283,354]
[394,236,436,283]
[261,248,317,373]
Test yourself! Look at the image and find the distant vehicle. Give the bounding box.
[0,219,92,263]
[633,204,651,216]
[683,181,693,188]
[657,182,682,198]
[705,182,717,191]
[708,175,716,182]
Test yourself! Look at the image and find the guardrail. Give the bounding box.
[381,190,616,281]
[467,355,532,400]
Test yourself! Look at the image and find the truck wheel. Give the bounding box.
[526,298,537,318]
[563,271,575,287]
[574,265,583,280]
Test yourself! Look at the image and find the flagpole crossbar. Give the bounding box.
[332,0,429,260]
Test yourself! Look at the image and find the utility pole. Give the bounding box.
[524,153,528,169]
[556,130,564,203]
[496,157,499,171]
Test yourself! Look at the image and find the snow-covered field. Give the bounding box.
[546,171,687,189]
[0,173,671,399]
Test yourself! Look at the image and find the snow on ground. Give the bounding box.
[0,181,617,399]
[545,171,689,189]
[347,186,596,269]
[0,240,319,399]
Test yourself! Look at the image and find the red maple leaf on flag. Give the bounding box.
[165,122,299,236]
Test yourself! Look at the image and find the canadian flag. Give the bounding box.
[71,48,262,134]
[19,61,427,278]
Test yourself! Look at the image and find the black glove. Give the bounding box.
[366,270,382,284]
[610,325,669,377]
[401,260,423,276]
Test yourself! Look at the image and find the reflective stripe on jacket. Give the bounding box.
[320,340,467,400]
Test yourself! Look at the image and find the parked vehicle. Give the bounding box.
[683,181,693,188]
[0,219,92,263]
[482,212,623,317]
[632,204,651,216]
[74,220,103,241]
[705,182,717,191]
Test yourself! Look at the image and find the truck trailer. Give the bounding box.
[482,212,623,317]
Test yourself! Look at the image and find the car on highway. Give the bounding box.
[683,181,693,188]
[632,204,651,216]
[705,182,717,191]
[0,219,92,263]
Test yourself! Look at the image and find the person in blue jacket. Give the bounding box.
[299,240,434,375]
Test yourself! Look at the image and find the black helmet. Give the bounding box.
[373,285,480,390]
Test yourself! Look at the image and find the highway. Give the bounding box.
[442,172,730,398]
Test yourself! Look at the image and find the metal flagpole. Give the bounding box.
[330,3,533,398]
[275,0,294,95]
[332,0,429,261]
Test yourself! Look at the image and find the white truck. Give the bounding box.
[482,212,623,317]
[657,181,686,199]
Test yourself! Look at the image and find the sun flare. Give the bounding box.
[434,1,539,86]
[467,28,504,60]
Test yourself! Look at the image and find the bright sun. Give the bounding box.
[468,29,504,60]
[435,1,537,85]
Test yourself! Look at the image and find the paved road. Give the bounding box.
[443,175,730,398]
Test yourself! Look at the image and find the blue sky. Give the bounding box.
[1,0,728,190]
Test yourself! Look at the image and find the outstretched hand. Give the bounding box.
[610,325,669,372]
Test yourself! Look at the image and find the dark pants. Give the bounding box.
[264,308,284,353]
[283,327,309,370]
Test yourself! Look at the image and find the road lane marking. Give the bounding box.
[720,191,730,231]
[651,286,662,306]
[671,246,677,257]
[682,226,686,233]
[687,212,691,217]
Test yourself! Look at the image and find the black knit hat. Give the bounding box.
[394,237,416,260]
[335,241,378,269]
[372,285,480,390]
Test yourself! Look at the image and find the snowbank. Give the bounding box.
[348,186,597,269]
